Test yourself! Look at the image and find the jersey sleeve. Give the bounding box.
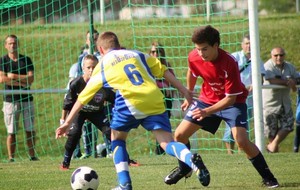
[63,79,78,110]
[187,50,200,77]
[146,56,168,78]
[77,63,103,105]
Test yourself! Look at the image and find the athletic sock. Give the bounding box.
[111,140,131,186]
[165,141,193,171]
[178,142,192,172]
[249,152,275,180]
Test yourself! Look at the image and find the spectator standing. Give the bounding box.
[56,31,206,190]
[222,34,265,154]
[149,42,175,155]
[0,35,38,162]
[164,25,279,188]
[263,47,298,153]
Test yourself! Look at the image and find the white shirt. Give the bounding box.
[232,50,265,88]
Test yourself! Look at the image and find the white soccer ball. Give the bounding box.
[70,166,99,190]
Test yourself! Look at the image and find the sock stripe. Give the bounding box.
[115,161,129,173]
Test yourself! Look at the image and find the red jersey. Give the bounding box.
[188,48,248,104]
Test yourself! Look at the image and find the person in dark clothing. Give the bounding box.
[58,54,115,170]
[0,34,38,162]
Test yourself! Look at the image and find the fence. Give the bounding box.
[0,0,266,162]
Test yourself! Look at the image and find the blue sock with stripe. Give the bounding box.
[111,140,131,185]
[165,141,193,170]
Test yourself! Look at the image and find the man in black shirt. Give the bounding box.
[0,34,38,162]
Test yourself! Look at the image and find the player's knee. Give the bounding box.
[174,132,188,143]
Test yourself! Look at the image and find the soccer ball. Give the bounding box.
[71,166,99,190]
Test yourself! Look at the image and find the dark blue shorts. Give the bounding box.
[184,100,248,134]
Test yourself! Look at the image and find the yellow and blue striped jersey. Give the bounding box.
[78,49,168,119]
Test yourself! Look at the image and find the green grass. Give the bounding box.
[0,13,300,189]
[0,153,299,190]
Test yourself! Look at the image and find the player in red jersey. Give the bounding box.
[164,25,279,188]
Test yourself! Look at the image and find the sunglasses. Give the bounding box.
[273,54,285,57]
[151,50,158,54]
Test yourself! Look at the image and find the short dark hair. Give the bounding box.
[4,34,18,44]
[86,29,99,35]
[191,25,220,46]
[83,54,98,62]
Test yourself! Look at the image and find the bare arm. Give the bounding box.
[192,95,237,121]
[186,68,197,91]
[0,70,34,87]
[268,78,297,92]
[163,70,194,105]
[268,78,288,85]
[60,109,69,122]
[178,68,198,111]
[7,70,34,86]
[0,70,24,86]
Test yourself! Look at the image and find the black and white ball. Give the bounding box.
[71,166,99,190]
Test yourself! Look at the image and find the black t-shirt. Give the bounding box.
[63,76,115,113]
[0,54,34,102]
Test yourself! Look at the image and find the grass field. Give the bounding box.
[0,153,299,190]
[0,12,300,190]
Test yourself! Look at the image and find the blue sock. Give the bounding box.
[111,140,131,185]
[165,141,194,170]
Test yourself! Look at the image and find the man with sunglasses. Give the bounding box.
[263,47,299,153]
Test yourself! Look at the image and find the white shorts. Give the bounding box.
[2,101,35,134]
